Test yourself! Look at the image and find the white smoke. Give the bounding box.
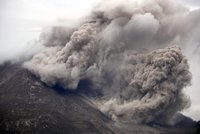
[24,0,200,124]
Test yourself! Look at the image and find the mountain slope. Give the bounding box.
[0,63,198,134]
[0,63,115,134]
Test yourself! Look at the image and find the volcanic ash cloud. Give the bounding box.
[24,0,193,125]
[98,46,191,124]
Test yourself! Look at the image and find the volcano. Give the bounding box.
[0,63,198,134]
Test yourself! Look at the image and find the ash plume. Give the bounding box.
[24,0,195,125]
[97,46,191,124]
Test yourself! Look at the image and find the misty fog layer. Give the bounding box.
[23,0,200,125]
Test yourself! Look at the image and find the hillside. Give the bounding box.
[0,63,198,134]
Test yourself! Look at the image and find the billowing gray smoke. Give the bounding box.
[24,0,195,125]
[97,46,191,124]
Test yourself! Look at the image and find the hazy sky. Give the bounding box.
[0,0,200,121]
[0,0,101,63]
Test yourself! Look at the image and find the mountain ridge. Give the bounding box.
[0,63,198,134]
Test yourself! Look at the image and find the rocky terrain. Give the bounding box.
[0,63,198,134]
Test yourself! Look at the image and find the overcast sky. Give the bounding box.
[0,0,102,63]
[0,0,200,120]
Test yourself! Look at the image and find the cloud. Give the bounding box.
[23,0,200,125]
[0,0,99,64]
